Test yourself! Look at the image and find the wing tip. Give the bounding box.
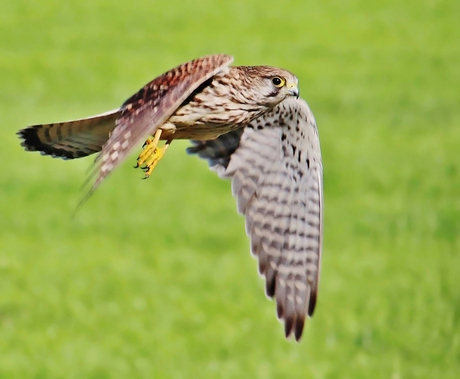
[272,276,316,342]
[282,313,307,342]
[308,287,318,317]
[208,53,234,67]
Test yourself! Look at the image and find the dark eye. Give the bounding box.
[271,77,285,87]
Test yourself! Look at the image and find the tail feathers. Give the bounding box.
[18,109,121,159]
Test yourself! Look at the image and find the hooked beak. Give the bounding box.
[286,81,299,99]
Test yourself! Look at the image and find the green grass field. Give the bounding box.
[1,0,459,377]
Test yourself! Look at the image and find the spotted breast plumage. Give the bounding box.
[17,54,323,341]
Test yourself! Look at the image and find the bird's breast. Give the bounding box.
[159,120,243,141]
[159,98,269,141]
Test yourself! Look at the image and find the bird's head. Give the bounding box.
[236,66,299,106]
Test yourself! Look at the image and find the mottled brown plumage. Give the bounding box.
[17,55,322,341]
[18,54,298,192]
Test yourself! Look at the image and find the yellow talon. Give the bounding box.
[135,130,171,178]
[136,136,157,167]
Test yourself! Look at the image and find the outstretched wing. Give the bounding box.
[188,97,323,341]
[88,54,234,192]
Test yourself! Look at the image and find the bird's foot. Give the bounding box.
[135,130,171,178]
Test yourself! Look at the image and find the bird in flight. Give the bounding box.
[17,54,323,341]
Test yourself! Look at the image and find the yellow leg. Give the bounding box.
[135,129,172,178]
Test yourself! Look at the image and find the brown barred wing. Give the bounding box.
[189,98,323,341]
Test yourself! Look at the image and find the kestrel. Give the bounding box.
[17,54,323,341]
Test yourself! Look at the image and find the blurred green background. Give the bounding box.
[1,0,459,377]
